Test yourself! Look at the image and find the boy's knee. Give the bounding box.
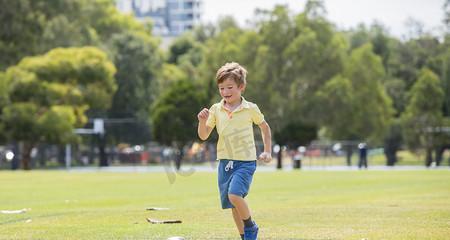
[228,193,242,203]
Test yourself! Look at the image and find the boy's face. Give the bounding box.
[218,78,245,105]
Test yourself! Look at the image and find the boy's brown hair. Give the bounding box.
[215,62,247,86]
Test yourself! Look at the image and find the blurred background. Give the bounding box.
[0,0,449,171]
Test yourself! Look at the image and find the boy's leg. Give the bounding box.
[229,194,258,239]
[227,161,256,221]
[226,161,258,239]
[218,160,245,239]
[228,194,251,220]
[232,208,244,235]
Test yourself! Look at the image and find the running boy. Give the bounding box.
[197,62,272,240]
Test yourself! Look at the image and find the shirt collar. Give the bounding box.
[220,96,250,111]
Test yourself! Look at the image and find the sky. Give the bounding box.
[201,0,446,38]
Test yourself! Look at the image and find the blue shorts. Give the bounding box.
[218,159,257,209]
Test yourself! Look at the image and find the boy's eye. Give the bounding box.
[228,87,233,89]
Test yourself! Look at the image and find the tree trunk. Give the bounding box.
[21,142,34,170]
[37,144,47,168]
[384,145,398,166]
[58,145,65,166]
[276,149,282,169]
[425,148,433,167]
[11,142,20,170]
[175,146,184,171]
[435,145,448,166]
[345,145,353,166]
[98,134,108,167]
[385,150,397,166]
[384,135,400,166]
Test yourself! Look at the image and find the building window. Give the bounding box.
[184,1,193,9]
[168,2,178,9]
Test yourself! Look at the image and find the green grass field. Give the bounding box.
[1,169,449,240]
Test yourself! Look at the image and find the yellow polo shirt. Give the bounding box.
[206,97,265,161]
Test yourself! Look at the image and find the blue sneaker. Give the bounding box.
[244,223,259,240]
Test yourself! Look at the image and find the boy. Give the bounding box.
[197,62,272,240]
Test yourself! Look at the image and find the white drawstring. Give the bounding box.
[225,161,234,172]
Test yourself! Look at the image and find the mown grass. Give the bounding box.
[0,169,449,239]
[283,150,446,167]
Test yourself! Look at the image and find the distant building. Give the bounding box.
[116,0,202,36]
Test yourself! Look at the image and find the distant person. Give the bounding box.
[292,150,302,169]
[197,62,272,240]
[358,143,368,169]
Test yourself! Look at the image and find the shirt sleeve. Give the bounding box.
[206,105,216,128]
[251,104,265,125]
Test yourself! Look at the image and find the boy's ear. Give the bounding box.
[239,84,246,92]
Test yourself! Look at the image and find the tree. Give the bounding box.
[2,47,116,170]
[192,23,217,43]
[0,71,7,143]
[389,36,441,90]
[345,24,444,167]
[274,121,317,149]
[107,31,162,144]
[167,33,205,85]
[426,36,450,166]
[248,5,295,128]
[168,33,202,65]
[315,44,394,165]
[186,2,450,169]
[348,24,370,50]
[283,13,347,123]
[0,0,145,70]
[151,81,206,170]
[383,119,403,166]
[433,117,450,166]
[344,44,394,142]
[315,75,355,140]
[426,36,450,117]
[444,0,450,32]
[304,0,327,19]
[158,64,188,92]
[404,18,426,39]
[274,119,317,169]
[193,4,349,168]
[195,20,249,105]
[401,68,445,166]
[216,16,241,32]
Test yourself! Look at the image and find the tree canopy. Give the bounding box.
[0,0,449,167]
[2,47,116,169]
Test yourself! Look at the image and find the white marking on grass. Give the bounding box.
[0,208,30,214]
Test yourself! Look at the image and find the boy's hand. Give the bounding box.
[197,108,209,122]
[258,152,272,163]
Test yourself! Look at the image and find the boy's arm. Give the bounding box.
[197,108,213,140]
[258,120,272,162]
